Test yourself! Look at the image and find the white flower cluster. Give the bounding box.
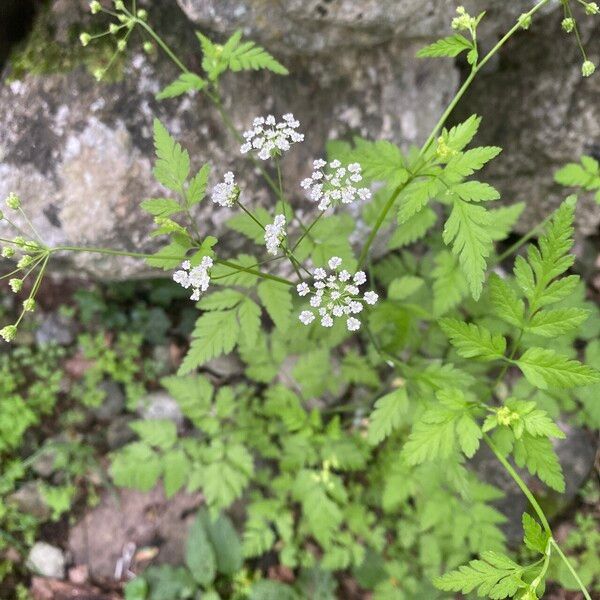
[300,159,371,211]
[264,214,286,255]
[211,171,239,208]
[240,114,304,160]
[173,257,213,301]
[297,257,378,331]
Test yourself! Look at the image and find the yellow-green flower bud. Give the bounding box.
[117,39,127,51]
[17,255,34,269]
[114,0,125,10]
[518,13,532,29]
[143,41,153,53]
[137,9,148,19]
[0,325,17,343]
[93,68,104,81]
[5,192,21,210]
[562,17,575,32]
[582,60,596,77]
[109,23,120,34]
[80,32,92,47]
[497,406,520,426]
[1,247,15,258]
[9,278,23,293]
[89,1,102,14]
[23,298,36,312]
[585,2,599,15]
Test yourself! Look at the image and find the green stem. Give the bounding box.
[484,434,552,535]
[216,259,294,286]
[134,18,189,73]
[550,539,593,600]
[358,0,552,267]
[292,211,323,251]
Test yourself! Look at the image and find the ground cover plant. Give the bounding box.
[1,0,600,598]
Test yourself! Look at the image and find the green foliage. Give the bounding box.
[555,155,600,204]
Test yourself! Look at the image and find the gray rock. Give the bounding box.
[27,542,66,579]
[92,380,126,423]
[8,481,51,521]
[138,391,184,426]
[106,415,136,450]
[204,353,244,379]
[0,0,457,279]
[35,312,75,346]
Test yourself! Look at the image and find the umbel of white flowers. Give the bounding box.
[240,114,304,160]
[211,172,240,208]
[301,159,371,211]
[297,257,378,331]
[264,214,286,255]
[173,257,213,301]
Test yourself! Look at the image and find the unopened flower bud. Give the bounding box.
[518,13,532,29]
[114,0,125,10]
[17,255,34,269]
[2,247,15,258]
[89,1,102,14]
[13,236,26,247]
[562,17,575,32]
[9,278,23,293]
[5,192,21,210]
[137,9,148,19]
[143,41,153,53]
[23,298,36,312]
[0,325,17,342]
[80,32,91,47]
[585,2,599,15]
[109,23,120,34]
[117,39,127,51]
[582,60,596,77]
[93,68,104,81]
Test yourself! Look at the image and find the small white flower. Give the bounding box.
[328,256,342,269]
[297,282,310,296]
[301,159,371,211]
[173,256,213,301]
[299,310,315,325]
[347,317,361,331]
[296,257,378,332]
[212,171,240,207]
[240,114,304,160]
[264,214,286,255]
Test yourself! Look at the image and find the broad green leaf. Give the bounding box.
[526,308,589,337]
[444,146,502,182]
[432,251,469,316]
[110,443,162,492]
[516,347,600,389]
[443,199,493,299]
[367,388,409,445]
[140,198,182,217]
[187,164,210,206]
[156,72,206,100]
[388,207,437,249]
[161,374,213,428]
[258,280,292,331]
[513,433,565,492]
[227,37,288,74]
[153,119,190,191]
[179,309,241,374]
[199,509,243,576]
[397,177,441,224]
[146,237,190,269]
[162,449,189,498]
[388,276,424,300]
[555,155,600,190]
[350,138,407,183]
[186,514,217,586]
[435,551,524,598]
[443,114,482,152]
[522,513,549,555]
[452,181,500,202]
[488,274,525,328]
[417,34,472,58]
[129,419,177,450]
[440,318,506,361]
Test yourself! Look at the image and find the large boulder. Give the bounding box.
[0,0,457,278]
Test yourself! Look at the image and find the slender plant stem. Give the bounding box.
[292,211,323,251]
[217,259,294,286]
[484,434,552,535]
[550,539,593,600]
[134,18,189,73]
